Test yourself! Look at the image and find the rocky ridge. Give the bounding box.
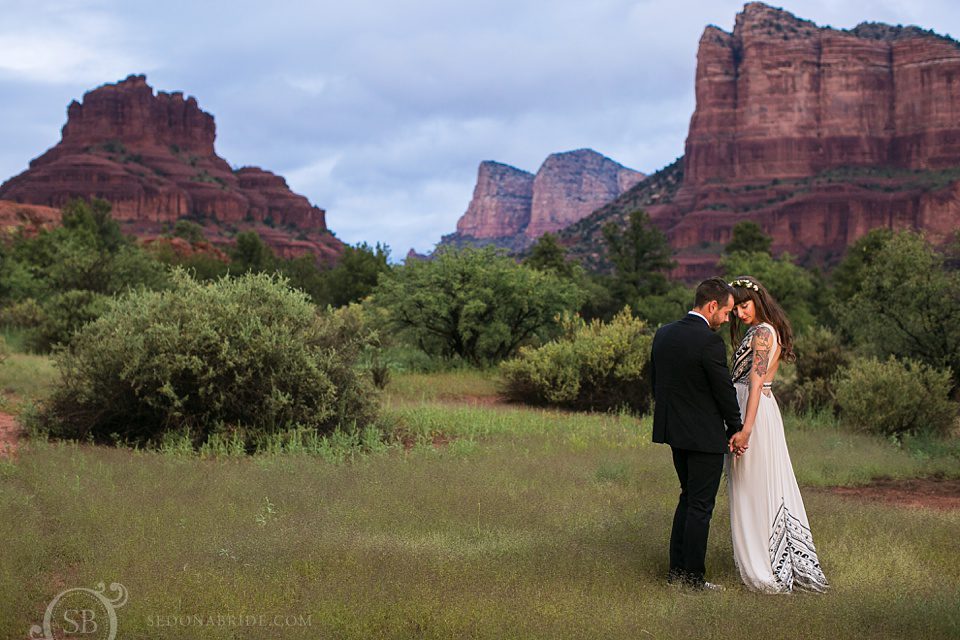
[560,3,960,278]
[0,75,343,262]
[441,149,644,251]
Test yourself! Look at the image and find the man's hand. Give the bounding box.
[728,430,750,459]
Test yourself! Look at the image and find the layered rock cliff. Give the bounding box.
[685,3,960,183]
[455,162,534,239]
[0,75,343,262]
[560,3,960,278]
[441,149,644,251]
[526,150,645,238]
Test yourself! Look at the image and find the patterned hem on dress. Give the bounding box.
[769,499,830,593]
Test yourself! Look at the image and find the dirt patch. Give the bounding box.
[823,476,960,511]
[0,411,19,459]
[394,427,455,451]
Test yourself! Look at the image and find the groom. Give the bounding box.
[650,277,743,590]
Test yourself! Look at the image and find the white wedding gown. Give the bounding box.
[725,322,829,593]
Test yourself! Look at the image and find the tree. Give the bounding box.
[60,198,126,254]
[371,246,581,365]
[322,242,391,307]
[2,198,169,351]
[278,242,392,308]
[724,221,772,255]
[841,230,960,389]
[602,209,674,306]
[229,231,276,274]
[525,233,618,321]
[720,250,816,332]
[944,229,960,271]
[171,220,206,244]
[524,233,577,279]
[148,241,230,282]
[829,228,895,303]
[635,283,697,328]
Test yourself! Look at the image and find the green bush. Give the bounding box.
[372,246,581,366]
[840,231,960,389]
[834,356,957,439]
[38,270,379,449]
[172,220,206,243]
[500,308,653,413]
[779,326,851,413]
[28,289,111,352]
[0,298,44,328]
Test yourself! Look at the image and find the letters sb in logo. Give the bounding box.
[29,582,127,640]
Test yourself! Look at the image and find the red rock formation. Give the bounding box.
[685,4,960,185]
[444,149,644,249]
[0,201,61,237]
[526,149,645,238]
[558,4,960,280]
[665,3,960,276]
[456,161,534,238]
[0,75,342,263]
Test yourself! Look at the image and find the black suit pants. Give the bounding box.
[669,447,724,582]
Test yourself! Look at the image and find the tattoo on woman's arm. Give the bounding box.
[752,326,772,378]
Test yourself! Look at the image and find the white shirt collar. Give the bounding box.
[687,311,709,325]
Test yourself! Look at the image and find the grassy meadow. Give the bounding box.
[1,366,958,638]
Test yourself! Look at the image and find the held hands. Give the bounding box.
[728,429,751,459]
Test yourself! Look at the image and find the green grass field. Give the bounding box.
[1,368,958,638]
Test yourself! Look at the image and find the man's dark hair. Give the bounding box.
[694,277,734,308]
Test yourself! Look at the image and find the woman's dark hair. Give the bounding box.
[728,275,796,363]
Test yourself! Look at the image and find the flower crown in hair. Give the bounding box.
[730,279,759,292]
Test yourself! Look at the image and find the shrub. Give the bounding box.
[172,220,206,243]
[500,308,653,413]
[779,326,851,413]
[840,231,960,389]
[28,289,111,352]
[38,270,379,448]
[834,356,957,439]
[635,284,696,328]
[0,298,44,328]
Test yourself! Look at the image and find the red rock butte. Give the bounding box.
[0,74,343,262]
[444,149,644,251]
[655,2,960,276]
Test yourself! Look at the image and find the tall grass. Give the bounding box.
[1,422,957,639]
[384,369,500,404]
[0,352,56,409]
[0,370,958,638]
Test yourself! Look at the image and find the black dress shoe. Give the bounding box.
[686,578,725,592]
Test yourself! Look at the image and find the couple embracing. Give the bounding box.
[650,276,829,593]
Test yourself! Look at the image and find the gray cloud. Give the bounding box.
[2,1,959,254]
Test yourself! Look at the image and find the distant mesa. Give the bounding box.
[559,2,960,278]
[404,248,430,263]
[0,74,343,263]
[440,148,644,251]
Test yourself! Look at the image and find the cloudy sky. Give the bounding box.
[2,0,959,256]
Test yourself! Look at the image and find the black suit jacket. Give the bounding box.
[650,314,743,454]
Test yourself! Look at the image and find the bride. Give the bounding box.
[725,276,829,593]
